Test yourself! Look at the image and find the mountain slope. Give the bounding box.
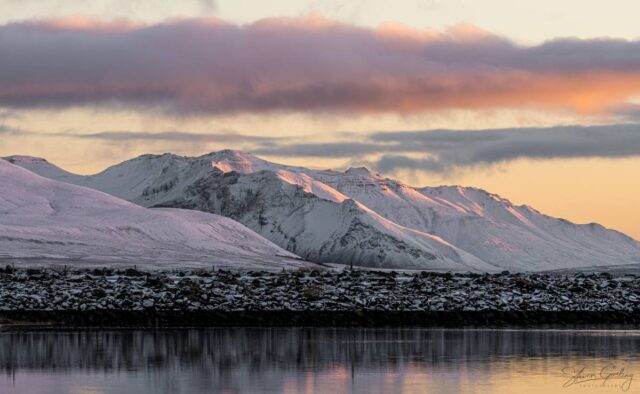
[7,151,640,271]
[3,154,493,270]
[0,158,309,270]
[164,169,492,270]
[303,169,640,271]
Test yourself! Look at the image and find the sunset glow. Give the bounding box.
[1,1,639,239]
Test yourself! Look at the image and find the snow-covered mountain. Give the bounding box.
[0,158,310,270]
[6,151,640,272]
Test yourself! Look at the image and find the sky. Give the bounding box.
[1,0,640,239]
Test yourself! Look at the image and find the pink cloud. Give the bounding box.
[1,16,640,115]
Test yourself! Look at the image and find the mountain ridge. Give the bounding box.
[5,151,640,271]
[0,157,311,270]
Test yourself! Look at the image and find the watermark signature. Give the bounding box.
[562,365,634,391]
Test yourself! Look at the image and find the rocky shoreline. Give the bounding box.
[1,267,639,327]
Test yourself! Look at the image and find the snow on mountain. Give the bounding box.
[4,156,82,182]
[174,170,492,270]
[7,150,640,272]
[299,169,640,271]
[0,158,310,270]
[3,153,492,270]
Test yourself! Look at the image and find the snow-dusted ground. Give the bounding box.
[6,151,640,272]
[0,267,638,314]
[0,159,314,270]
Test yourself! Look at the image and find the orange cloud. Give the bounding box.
[1,16,640,116]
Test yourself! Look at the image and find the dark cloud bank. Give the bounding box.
[17,123,640,173]
[56,130,274,143]
[254,124,640,172]
[2,17,640,115]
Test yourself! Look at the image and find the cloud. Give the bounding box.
[254,142,389,158]
[2,16,640,116]
[609,103,640,121]
[1,1,219,21]
[374,155,445,172]
[0,123,20,134]
[1,126,281,150]
[0,109,18,120]
[54,130,276,143]
[253,124,640,172]
[198,0,217,13]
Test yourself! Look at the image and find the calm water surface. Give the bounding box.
[0,328,638,394]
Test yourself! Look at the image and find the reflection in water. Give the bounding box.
[1,328,639,393]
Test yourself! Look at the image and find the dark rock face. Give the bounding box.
[0,268,639,327]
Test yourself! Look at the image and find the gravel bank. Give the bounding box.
[1,267,639,327]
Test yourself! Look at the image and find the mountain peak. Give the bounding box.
[345,166,372,176]
[3,155,49,165]
[205,149,249,158]
[2,155,77,180]
[207,150,273,174]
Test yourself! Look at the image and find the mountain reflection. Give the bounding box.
[1,328,640,394]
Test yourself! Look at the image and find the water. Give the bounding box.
[0,328,638,393]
